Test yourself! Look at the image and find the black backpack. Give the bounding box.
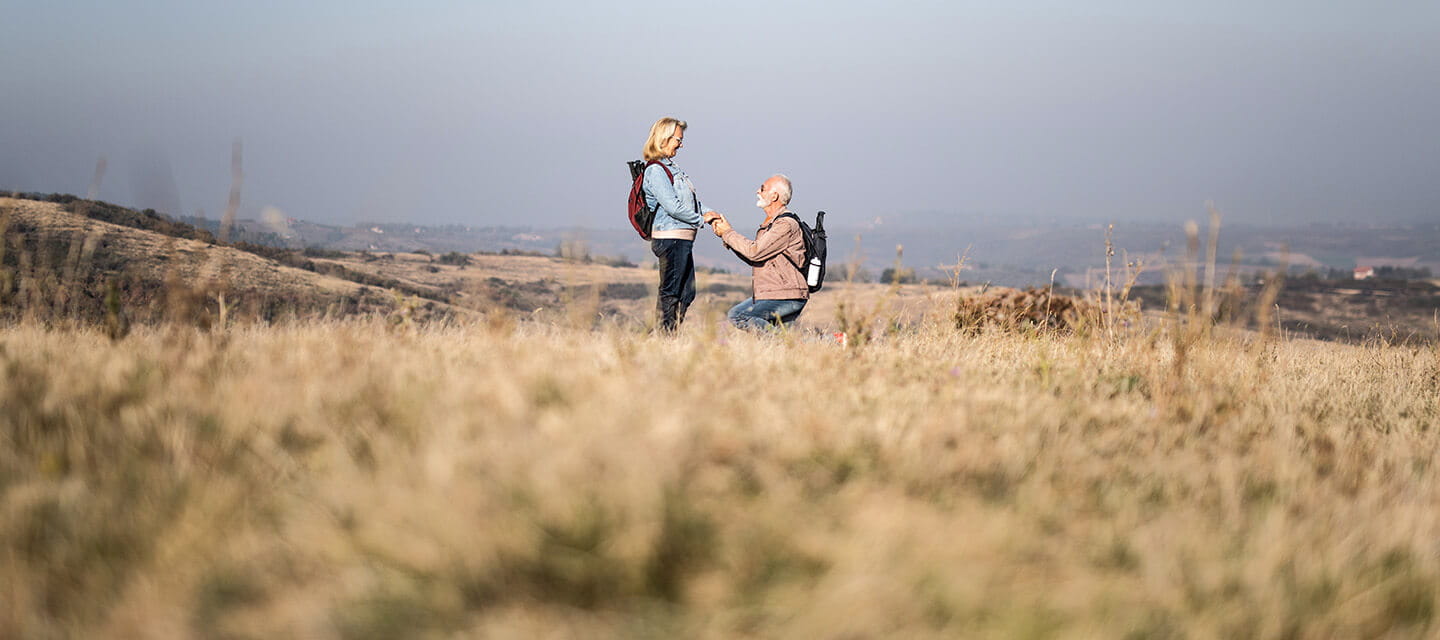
[776,211,828,292]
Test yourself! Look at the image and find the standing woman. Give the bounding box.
[642,117,715,332]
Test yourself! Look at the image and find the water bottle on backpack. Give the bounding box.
[777,210,828,293]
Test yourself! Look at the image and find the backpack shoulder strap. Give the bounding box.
[772,212,806,271]
[775,212,804,235]
[775,212,807,236]
[645,159,674,182]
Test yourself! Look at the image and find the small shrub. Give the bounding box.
[303,246,347,259]
[437,251,471,266]
[881,267,918,284]
[954,286,1113,333]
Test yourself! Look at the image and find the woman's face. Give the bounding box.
[663,128,685,157]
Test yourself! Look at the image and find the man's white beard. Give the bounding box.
[756,197,767,207]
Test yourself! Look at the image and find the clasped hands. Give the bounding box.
[703,211,732,237]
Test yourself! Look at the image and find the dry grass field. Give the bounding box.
[4,308,1440,638]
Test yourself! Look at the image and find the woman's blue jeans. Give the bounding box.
[727,297,807,331]
[651,238,696,332]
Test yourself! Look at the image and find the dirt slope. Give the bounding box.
[1,197,430,322]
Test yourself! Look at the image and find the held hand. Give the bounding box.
[702,211,721,225]
[711,219,733,237]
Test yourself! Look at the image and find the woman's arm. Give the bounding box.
[695,192,716,218]
[643,164,703,225]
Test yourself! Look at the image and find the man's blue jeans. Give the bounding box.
[727,297,806,331]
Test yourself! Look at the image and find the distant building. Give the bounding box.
[1354,266,1375,280]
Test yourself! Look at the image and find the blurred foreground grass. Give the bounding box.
[2,318,1439,638]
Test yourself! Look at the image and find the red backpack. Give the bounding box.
[626,159,672,240]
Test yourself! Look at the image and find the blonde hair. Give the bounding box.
[642,117,687,162]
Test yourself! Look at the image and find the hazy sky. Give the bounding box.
[3,1,1438,228]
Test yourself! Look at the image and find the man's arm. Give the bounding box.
[720,217,800,263]
[643,165,703,225]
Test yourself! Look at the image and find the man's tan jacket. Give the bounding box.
[720,213,809,300]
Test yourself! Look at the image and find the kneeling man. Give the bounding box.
[704,174,808,330]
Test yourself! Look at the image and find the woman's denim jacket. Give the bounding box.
[643,157,713,233]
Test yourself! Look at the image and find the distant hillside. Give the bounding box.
[14,190,1439,290]
[197,212,1440,290]
[0,195,454,326]
[1128,276,1440,344]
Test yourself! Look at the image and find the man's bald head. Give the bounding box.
[767,174,792,206]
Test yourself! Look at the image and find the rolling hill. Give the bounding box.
[0,196,445,325]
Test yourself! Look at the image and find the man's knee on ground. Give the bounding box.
[727,309,758,330]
